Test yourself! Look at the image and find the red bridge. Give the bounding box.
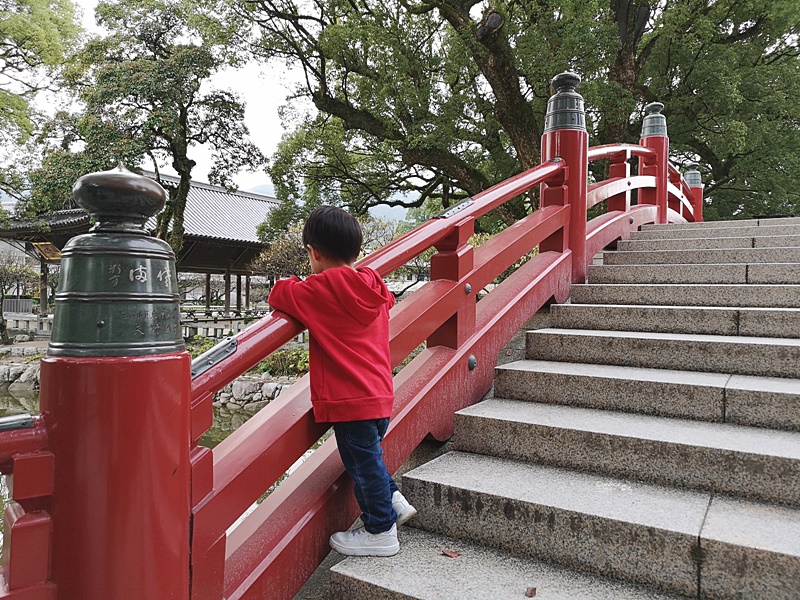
[0,72,717,599]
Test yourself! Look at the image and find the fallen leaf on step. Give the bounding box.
[441,550,461,558]
[525,587,537,597]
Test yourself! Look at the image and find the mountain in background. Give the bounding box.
[247,183,407,222]
[248,183,276,198]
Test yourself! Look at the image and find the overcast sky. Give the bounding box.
[72,0,290,194]
[71,0,408,220]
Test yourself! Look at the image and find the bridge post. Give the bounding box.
[639,102,669,224]
[684,162,705,222]
[39,166,191,599]
[540,72,589,283]
[427,217,476,348]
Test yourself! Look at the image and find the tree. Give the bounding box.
[250,225,312,280]
[0,0,80,200]
[242,0,800,225]
[251,213,401,284]
[0,252,39,344]
[23,0,266,253]
[0,0,79,136]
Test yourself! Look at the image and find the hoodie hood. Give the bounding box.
[326,267,394,326]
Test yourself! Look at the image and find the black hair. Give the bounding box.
[302,206,363,263]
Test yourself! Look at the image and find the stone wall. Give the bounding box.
[211,374,297,432]
[4,363,40,392]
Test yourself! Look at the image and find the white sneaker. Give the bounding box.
[329,524,399,556]
[392,491,417,526]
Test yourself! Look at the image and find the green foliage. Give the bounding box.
[21,0,266,252]
[186,334,216,358]
[0,0,80,138]
[243,0,800,223]
[250,347,310,377]
[0,253,40,344]
[637,0,800,218]
[250,225,311,278]
[0,0,81,201]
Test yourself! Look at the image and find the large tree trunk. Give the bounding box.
[435,3,542,169]
[605,0,652,143]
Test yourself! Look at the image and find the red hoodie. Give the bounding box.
[268,266,395,423]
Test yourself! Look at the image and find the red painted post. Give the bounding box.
[639,102,669,224]
[540,72,589,283]
[427,216,476,348]
[684,162,704,222]
[38,167,191,600]
[607,149,632,213]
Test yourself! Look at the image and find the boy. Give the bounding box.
[268,206,416,557]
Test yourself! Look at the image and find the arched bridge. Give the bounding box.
[1,72,795,600]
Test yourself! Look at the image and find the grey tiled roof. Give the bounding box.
[6,208,89,232]
[2,173,278,246]
[144,172,278,244]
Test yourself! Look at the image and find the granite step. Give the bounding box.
[330,527,682,600]
[454,399,800,506]
[631,223,800,240]
[401,452,800,598]
[587,263,800,284]
[699,495,800,599]
[494,359,800,431]
[550,304,800,338]
[569,283,800,308]
[525,328,800,378]
[640,219,760,230]
[640,216,800,231]
[618,237,755,251]
[603,246,800,265]
[619,234,800,251]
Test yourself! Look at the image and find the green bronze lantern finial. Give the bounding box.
[72,163,167,233]
[544,72,586,133]
[640,102,667,138]
[49,166,185,357]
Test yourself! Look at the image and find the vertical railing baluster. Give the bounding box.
[607,148,632,213]
[427,217,476,349]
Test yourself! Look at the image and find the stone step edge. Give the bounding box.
[524,328,800,378]
[329,526,681,600]
[454,399,800,506]
[605,248,800,258]
[493,359,800,431]
[623,235,800,247]
[495,358,797,397]
[569,284,800,308]
[551,303,800,339]
[641,218,800,230]
[403,452,800,599]
[528,327,800,348]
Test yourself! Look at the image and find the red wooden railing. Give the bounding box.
[0,74,703,599]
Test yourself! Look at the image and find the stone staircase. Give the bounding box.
[329,218,800,599]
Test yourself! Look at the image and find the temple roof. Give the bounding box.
[143,172,278,244]
[0,173,279,275]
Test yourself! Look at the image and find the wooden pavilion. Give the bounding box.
[0,173,279,314]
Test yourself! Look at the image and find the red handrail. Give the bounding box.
[190,160,565,405]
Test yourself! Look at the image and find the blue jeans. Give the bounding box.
[333,418,398,534]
